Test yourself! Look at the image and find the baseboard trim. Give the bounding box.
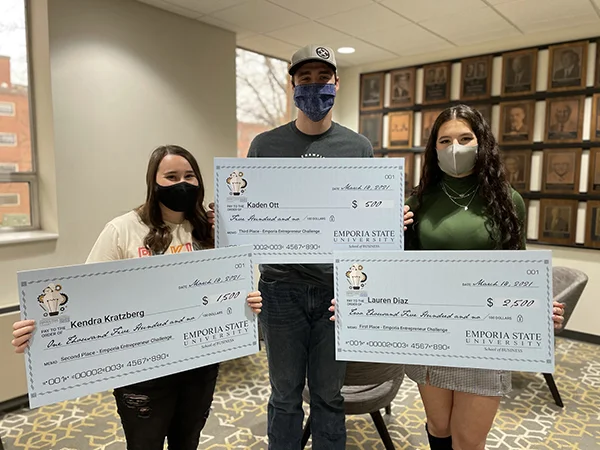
[559,330,600,346]
[0,305,19,315]
[0,394,29,415]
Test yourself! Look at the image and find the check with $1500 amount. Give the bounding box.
[18,245,258,408]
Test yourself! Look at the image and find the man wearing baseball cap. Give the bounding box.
[246,44,412,449]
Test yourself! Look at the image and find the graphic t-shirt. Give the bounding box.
[86,210,197,263]
[85,210,215,378]
[246,120,373,289]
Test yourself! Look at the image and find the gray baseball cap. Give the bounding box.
[288,44,337,76]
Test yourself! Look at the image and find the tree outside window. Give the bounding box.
[236,48,292,157]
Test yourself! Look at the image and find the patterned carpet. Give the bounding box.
[0,337,599,449]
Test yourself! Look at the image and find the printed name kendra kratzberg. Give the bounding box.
[69,311,146,328]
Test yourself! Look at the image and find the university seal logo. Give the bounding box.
[226,170,248,196]
[346,264,367,290]
[37,283,69,316]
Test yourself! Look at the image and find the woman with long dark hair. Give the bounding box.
[402,104,564,450]
[11,145,263,450]
[330,104,564,449]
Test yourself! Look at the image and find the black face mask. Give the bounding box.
[156,182,199,213]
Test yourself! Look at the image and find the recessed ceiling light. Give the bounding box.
[337,47,355,54]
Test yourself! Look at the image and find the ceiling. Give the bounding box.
[137,0,600,68]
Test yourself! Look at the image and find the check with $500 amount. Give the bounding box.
[214,157,405,263]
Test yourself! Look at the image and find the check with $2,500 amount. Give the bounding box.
[334,250,555,373]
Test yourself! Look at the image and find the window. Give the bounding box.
[0,193,19,206]
[0,101,15,116]
[0,132,17,146]
[0,163,18,172]
[236,48,292,157]
[0,0,37,230]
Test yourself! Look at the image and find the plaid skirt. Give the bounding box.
[404,364,512,397]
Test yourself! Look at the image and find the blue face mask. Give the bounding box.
[293,83,336,122]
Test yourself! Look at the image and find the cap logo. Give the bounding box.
[315,47,330,60]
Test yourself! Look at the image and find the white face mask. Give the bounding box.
[437,143,478,177]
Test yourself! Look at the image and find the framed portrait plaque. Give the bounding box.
[591,93,600,142]
[501,149,532,191]
[389,68,416,107]
[585,201,600,249]
[360,73,384,111]
[538,198,578,246]
[387,151,415,197]
[460,56,492,101]
[421,108,443,146]
[475,104,492,127]
[501,48,537,96]
[547,41,588,92]
[596,39,600,88]
[544,96,584,143]
[498,101,535,145]
[359,113,383,150]
[588,148,600,194]
[422,62,451,106]
[541,149,582,194]
[388,111,413,149]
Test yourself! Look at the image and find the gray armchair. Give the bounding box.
[543,266,588,407]
[552,266,588,332]
[301,362,405,450]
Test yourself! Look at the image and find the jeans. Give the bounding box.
[113,364,219,450]
[258,277,347,450]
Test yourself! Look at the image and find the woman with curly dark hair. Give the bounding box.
[328,104,564,449]
[11,145,263,450]
[402,104,565,450]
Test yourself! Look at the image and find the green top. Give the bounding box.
[405,173,526,251]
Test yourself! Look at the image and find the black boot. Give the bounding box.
[426,423,453,449]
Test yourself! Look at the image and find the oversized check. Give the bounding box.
[17,245,258,408]
[333,250,555,373]
[214,158,404,263]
